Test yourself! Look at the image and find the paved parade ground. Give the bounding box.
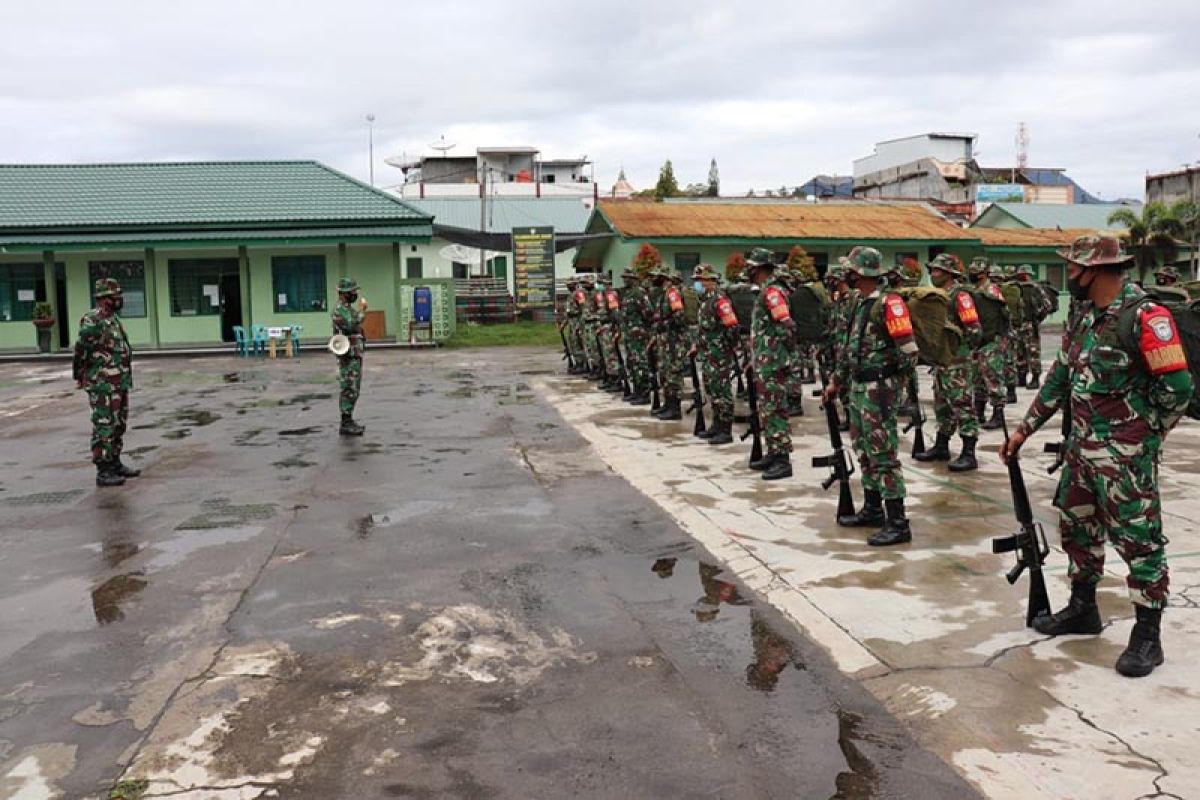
[0,345,1197,799]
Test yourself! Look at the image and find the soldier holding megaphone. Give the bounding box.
[330,277,367,436]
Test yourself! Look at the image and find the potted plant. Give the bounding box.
[32,302,54,353]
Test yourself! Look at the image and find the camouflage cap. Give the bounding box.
[693,263,721,282]
[847,246,884,278]
[620,266,640,279]
[927,253,963,278]
[336,277,360,293]
[1002,264,1017,279]
[1016,264,1034,278]
[1056,234,1133,269]
[826,264,847,282]
[967,256,990,276]
[746,247,775,268]
[94,277,122,298]
[988,264,1005,279]
[1155,265,1180,280]
[580,273,596,285]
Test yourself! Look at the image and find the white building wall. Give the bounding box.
[400,239,577,294]
[854,134,976,178]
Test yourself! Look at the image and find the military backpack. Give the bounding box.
[1115,294,1200,420]
[1001,282,1025,326]
[1021,281,1056,323]
[789,282,832,345]
[973,285,1010,344]
[727,284,757,328]
[681,287,700,325]
[889,287,962,367]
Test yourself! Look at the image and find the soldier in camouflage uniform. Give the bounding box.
[579,275,602,379]
[997,265,1023,403]
[1004,235,1194,678]
[650,266,686,420]
[825,259,857,431]
[914,254,983,471]
[689,263,740,445]
[968,257,1010,430]
[1154,265,1180,287]
[746,248,795,480]
[619,267,653,404]
[597,275,625,393]
[1013,265,1045,388]
[561,278,586,374]
[73,278,139,487]
[823,247,920,545]
[331,277,367,436]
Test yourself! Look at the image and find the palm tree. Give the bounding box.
[1107,202,1185,281]
[1169,200,1200,280]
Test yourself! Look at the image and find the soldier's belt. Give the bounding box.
[852,365,900,383]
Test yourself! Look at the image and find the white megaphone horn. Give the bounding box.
[328,334,351,356]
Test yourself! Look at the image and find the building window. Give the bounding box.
[452,261,469,279]
[168,259,235,316]
[674,252,700,273]
[1044,263,1066,291]
[406,257,423,279]
[544,174,556,184]
[271,255,327,313]
[0,264,43,322]
[89,261,147,317]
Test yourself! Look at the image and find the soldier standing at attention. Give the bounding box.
[689,263,739,445]
[968,257,1010,430]
[1014,265,1045,388]
[620,266,653,405]
[746,248,795,480]
[332,277,367,436]
[73,278,138,487]
[823,247,920,546]
[561,277,586,374]
[913,254,982,471]
[1003,235,1193,678]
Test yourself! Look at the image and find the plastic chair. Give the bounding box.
[290,324,303,357]
[232,326,249,357]
[250,324,268,357]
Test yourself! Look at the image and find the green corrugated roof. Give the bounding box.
[971,202,1136,231]
[405,197,593,234]
[0,161,432,230]
[0,225,431,251]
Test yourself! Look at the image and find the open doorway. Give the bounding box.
[55,263,69,348]
[219,272,243,342]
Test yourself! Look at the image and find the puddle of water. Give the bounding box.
[368,500,447,527]
[279,426,322,437]
[444,387,476,399]
[91,572,149,625]
[145,525,264,570]
[162,429,191,440]
[285,393,332,405]
[832,710,882,799]
[273,456,316,469]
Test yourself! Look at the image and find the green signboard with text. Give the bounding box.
[513,226,555,308]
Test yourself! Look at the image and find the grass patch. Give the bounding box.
[109,779,149,800]
[443,321,560,349]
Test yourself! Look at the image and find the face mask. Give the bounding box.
[930,272,950,289]
[111,297,124,311]
[1066,272,1090,302]
[693,281,705,293]
[846,274,861,290]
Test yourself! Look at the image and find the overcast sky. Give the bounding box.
[2,1,1197,201]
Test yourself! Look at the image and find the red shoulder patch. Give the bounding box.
[956,291,980,325]
[1140,305,1188,375]
[765,286,791,321]
[716,296,738,328]
[988,284,1005,301]
[606,290,620,310]
[883,293,914,340]
[667,287,684,312]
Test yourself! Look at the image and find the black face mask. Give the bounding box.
[930,272,951,289]
[1066,272,1090,302]
[846,274,861,290]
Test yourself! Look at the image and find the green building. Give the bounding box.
[0,161,448,353]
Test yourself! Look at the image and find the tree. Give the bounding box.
[1107,202,1185,281]
[1169,200,1200,279]
[632,243,663,277]
[785,245,817,282]
[654,160,681,200]
[707,159,720,197]
[725,252,747,282]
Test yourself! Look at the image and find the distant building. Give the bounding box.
[611,168,636,198]
[386,146,597,199]
[796,175,853,199]
[971,202,1136,231]
[1146,165,1200,205]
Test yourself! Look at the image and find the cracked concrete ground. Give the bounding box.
[0,350,976,799]
[543,354,1200,800]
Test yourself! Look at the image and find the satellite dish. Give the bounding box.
[439,244,499,265]
[430,135,456,155]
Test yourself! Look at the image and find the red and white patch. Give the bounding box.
[667,287,684,312]
[716,296,738,328]
[606,290,620,310]
[573,289,586,306]
[883,293,914,341]
[987,284,1005,302]
[1140,305,1188,375]
[594,291,606,309]
[956,291,980,325]
[765,286,791,322]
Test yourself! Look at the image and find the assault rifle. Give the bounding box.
[687,355,707,436]
[812,397,856,519]
[558,324,576,372]
[993,417,1052,627]
[739,354,763,465]
[647,340,662,411]
[1043,408,1070,474]
[901,368,926,458]
[612,332,632,396]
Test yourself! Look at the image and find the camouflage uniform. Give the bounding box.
[915,254,982,470]
[1016,235,1193,678]
[831,247,919,545]
[969,259,1010,428]
[651,268,687,418]
[73,278,136,485]
[331,277,366,433]
[998,265,1024,399]
[774,265,807,414]
[748,251,794,475]
[694,264,740,441]
[596,278,623,388]
[619,269,653,402]
[579,278,601,375]
[562,280,586,371]
[1014,265,1043,387]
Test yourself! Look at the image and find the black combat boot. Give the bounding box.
[628,391,650,406]
[762,454,793,481]
[1017,372,1027,388]
[868,498,912,546]
[707,419,733,445]
[340,415,365,436]
[96,461,125,487]
[1006,384,1018,404]
[913,432,951,462]
[788,396,805,416]
[839,490,884,527]
[1115,605,1165,678]
[749,452,774,471]
[946,437,978,472]
[1033,581,1103,636]
[974,398,986,423]
[114,459,141,478]
[980,405,1005,430]
[657,398,682,421]
[1027,371,1041,390]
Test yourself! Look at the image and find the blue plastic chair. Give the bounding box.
[232,326,249,357]
[290,325,303,357]
[250,324,268,357]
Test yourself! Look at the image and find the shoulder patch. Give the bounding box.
[1139,304,1188,375]
[765,286,791,322]
[883,293,914,341]
[955,290,980,325]
[667,287,684,312]
[716,296,738,327]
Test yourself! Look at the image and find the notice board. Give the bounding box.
[513,226,555,308]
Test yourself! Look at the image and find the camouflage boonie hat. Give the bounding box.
[988,265,1005,279]
[737,266,754,283]
[693,263,721,282]
[746,247,775,268]
[847,246,884,278]
[1056,234,1133,268]
[1016,264,1035,278]
[1155,265,1180,280]
[580,273,596,285]
[927,253,963,278]
[967,256,989,276]
[827,264,847,282]
[336,277,360,293]
[620,266,640,279]
[94,277,122,298]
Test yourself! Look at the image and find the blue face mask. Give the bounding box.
[693,281,706,293]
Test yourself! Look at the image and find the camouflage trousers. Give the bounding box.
[1001,330,1020,387]
[1056,450,1169,608]
[87,386,128,464]
[932,359,979,439]
[973,339,1006,407]
[599,324,622,379]
[700,341,737,423]
[753,341,792,456]
[581,323,601,372]
[566,318,586,366]
[623,328,651,393]
[338,355,362,416]
[1017,321,1041,377]
[785,348,806,408]
[847,376,905,500]
[656,331,686,402]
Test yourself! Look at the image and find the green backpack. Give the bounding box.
[1021,281,1055,323]
[1115,294,1200,420]
[973,287,1010,344]
[1001,283,1025,326]
[891,287,962,367]
[727,284,757,328]
[681,286,700,325]
[789,282,832,345]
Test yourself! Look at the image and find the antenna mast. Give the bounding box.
[1016,122,1029,172]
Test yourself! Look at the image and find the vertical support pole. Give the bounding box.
[238,246,252,326]
[392,241,402,340]
[143,247,161,349]
[42,250,58,353]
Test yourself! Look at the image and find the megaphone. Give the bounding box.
[328,334,351,356]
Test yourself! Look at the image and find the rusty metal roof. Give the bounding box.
[597,199,976,241]
[974,227,1098,248]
